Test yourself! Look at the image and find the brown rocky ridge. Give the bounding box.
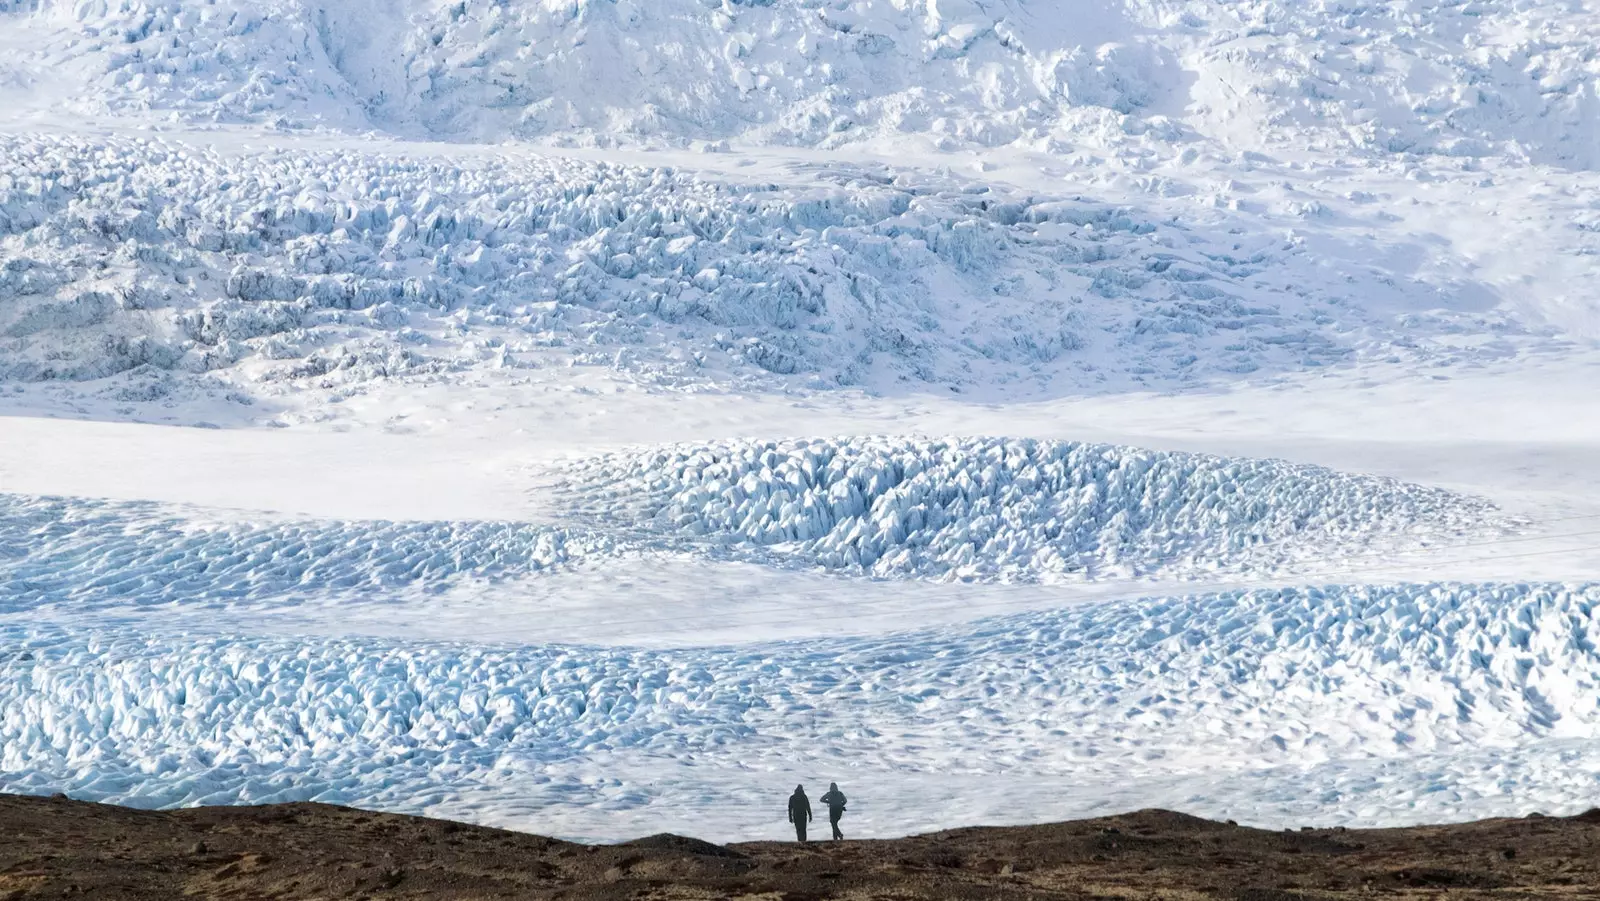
[2,793,1598,899]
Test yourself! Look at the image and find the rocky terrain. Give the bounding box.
[2,794,1598,900]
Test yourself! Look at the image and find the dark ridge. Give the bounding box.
[622,832,748,858]
[3,793,1599,899]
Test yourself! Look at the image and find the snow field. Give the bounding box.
[566,436,1505,581]
[0,133,1536,419]
[3,581,1599,830]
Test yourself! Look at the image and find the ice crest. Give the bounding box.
[567,436,1504,582]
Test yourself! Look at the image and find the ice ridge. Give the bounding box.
[567,436,1502,581]
[0,494,613,614]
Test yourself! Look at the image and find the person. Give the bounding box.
[787,784,812,842]
[819,782,847,840]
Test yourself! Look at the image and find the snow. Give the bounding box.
[4,0,1600,846]
[7,0,1600,171]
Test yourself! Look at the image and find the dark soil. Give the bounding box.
[3,793,1600,899]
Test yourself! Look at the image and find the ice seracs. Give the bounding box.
[0,493,612,616]
[3,581,1599,835]
[0,438,1503,615]
[0,133,1543,419]
[4,0,1600,847]
[9,0,1598,169]
[568,436,1504,581]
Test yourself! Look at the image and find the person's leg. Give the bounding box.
[831,814,843,840]
[796,820,806,843]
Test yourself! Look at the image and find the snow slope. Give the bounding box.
[6,0,1599,170]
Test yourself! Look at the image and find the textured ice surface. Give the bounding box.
[4,0,1599,845]
[566,436,1503,581]
[0,134,1537,416]
[0,436,1503,616]
[7,0,1599,168]
[3,582,1598,836]
[0,494,614,615]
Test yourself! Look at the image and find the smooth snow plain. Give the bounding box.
[4,0,1600,844]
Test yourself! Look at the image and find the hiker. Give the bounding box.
[820,782,847,840]
[787,784,812,842]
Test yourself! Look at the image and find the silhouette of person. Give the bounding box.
[787,784,812,842]
[819,782,847,840]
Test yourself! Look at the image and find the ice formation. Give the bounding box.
[2,0,1598,845]
[3,581,1599,830]
[0,133,1532,413]
[568,436,1503,581]
[0,494,613,615]
[0,436,1504,621]
[7,0,1598,168]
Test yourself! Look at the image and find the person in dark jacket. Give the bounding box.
[787,784,812,842]
[819,782,847,840]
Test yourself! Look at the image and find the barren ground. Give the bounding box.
[2,794,1599,899]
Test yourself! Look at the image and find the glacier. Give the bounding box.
[4,0,1600,846]
[565,436,1505,581]
[0,132,1536,421]
[4,581,1600,839]
[0,493,615,615]
[6,0,1599,170]
[0,434,1505,624]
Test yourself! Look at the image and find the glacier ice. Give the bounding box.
[7,0,1598,169]
[3,0,1597,845]
[3,581,1599,832]
[566,436,1504,581]
[0,436,1504,616]
[0,494,615,615]
[0,133,1530,414]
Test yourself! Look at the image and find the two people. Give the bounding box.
[787,782,847,842]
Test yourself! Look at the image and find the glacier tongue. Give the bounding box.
[566,436,1505,582]
[0,435,1504,616]
[0,494,616,616]
[3,581,1599,837]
